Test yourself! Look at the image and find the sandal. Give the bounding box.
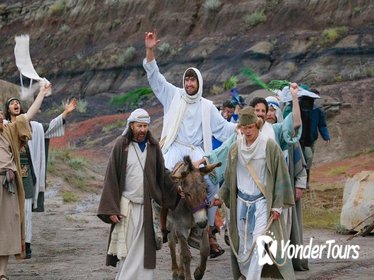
[209,236,225,258]
[210,242,225,258]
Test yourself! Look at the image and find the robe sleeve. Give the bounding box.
[273,112,302,151]
[268,140,295,209]
[317,108,330,141]
[155,144,179,210]
[97,137,124,224]
[143,58,179,112]
[206,133,237,185]
[219,148,234,209]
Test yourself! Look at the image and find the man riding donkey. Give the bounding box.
[143,31,236,258]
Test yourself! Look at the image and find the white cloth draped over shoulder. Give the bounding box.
[143,59,236,170]
[28,114,65,208]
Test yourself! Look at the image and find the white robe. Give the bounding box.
[143,59,236,170]
[115,144,154,280]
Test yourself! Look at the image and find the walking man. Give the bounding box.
[220,106,295,280]
[97,108,180,280]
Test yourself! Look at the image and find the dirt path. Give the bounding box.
[7,175,373,280]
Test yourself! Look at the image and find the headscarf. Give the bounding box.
[181,67,203,103]
[160,67,204,153]
[265,96,283,123]
[122,108,151,136]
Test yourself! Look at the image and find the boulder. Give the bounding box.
[340,171,374,231]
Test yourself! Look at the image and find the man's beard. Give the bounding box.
[133,132,146,142]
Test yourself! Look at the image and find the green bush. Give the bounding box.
[102,119,125,133]
[203,0,221,12]
[243,10,267,27]
[118,46,136,65]
[62,191,79,203]
[68,157,87,170]
[49,0,66,16]
[321,26,348,45]
[76,99,87,113]
[110,87,153,107]
[224,76,238,90]
[158,42,173,56]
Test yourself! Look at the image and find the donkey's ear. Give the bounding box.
[199,162,222,175]
[183,155,194,171]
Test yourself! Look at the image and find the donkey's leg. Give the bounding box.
[169,231,179,280]
[194,228,210,280]
[178,235,192,280]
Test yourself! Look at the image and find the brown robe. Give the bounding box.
[1,114,32,258]
[97,132,179,269]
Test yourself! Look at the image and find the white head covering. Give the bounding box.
[122,108,151,136]
[181,67,203,103]
[160,67,204,153]
[265,96,283,123]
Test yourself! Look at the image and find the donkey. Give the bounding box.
[168,156,221,280]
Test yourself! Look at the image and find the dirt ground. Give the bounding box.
[7,165,374,280]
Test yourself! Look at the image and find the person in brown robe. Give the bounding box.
[97,108,180,279]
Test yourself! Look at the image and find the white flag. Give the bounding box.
[14,34,51,100]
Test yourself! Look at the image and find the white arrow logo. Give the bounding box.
[256,234,278,265]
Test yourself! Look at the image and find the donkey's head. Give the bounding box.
[172,156,221,228]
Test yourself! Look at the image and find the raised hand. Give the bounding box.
[40,82,52,97]
[62,98,78,119]
[65,98,77,114]
[145,31,160,49]
[290,82,298,99]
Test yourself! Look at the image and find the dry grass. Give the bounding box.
[302,187,343,229]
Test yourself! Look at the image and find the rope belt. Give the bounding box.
[174,139,197,150]
[226,195,287,267]
[237,191,265,255]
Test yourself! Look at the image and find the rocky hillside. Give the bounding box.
[1,0,373,161]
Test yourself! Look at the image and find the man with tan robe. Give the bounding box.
[4,96,77,258]
[0,82,51,279]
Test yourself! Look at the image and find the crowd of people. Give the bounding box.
[0,30,330,280]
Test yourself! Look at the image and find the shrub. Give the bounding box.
[118,46,136,65]
[62,191,79,203]
[60,24,70,33]
[321,26,348,45]
[76,99,87,113]
[49,0,66,16]
[67,157,87,170]
[210,84,224,95]
[328,166,349,176]
[124,46,136,62]
[243,10,267,27]
[224,76,238,90]
[203,0,221,12]
[110,87,153,107]
[157,42,173,56]
[102,119,125,133]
